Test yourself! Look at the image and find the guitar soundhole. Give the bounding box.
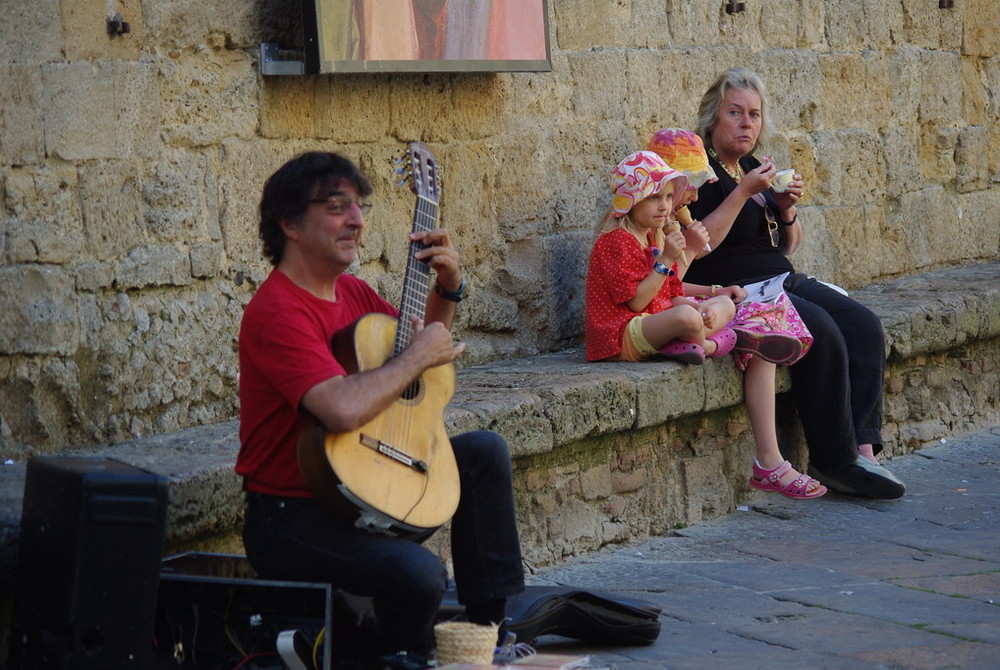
[401,377,422,402]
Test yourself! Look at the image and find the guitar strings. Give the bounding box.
[398,192,438,520]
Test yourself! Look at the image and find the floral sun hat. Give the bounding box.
[646,128,718,190]
[610,150,688,218]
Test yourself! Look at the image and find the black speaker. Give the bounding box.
[7,457,168,669]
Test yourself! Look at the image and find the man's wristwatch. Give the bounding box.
[652,262,675,277]
[434,278,466,302]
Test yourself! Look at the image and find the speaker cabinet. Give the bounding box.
[8,457,168,669]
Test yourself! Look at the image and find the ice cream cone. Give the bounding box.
[663,218,688,267]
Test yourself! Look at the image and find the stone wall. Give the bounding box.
[1,0,998,455]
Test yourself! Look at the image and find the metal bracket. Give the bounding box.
[107,13,131,36]
[259,43,305,76]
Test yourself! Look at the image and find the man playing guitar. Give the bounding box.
[236,151,524,670]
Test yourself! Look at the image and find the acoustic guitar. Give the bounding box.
[297,142,460,539]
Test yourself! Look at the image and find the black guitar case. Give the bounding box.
[438,585,662,646]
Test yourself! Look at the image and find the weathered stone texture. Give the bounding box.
[0,0,997,452]
[0,266,78,355]
[0,65,45,166]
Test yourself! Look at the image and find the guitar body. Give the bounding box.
[298,313,460,538]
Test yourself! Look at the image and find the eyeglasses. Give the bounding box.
[764,207,779,248]
[308,195,373,215]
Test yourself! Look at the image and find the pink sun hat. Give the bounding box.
[647,128,718,190]
[610,151,688,218]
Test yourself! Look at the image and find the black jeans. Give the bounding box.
[242,430,524,657]
[780,273,886,471]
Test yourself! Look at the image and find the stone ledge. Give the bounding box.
[1,260,998,584]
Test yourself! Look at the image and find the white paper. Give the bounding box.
[741,272,790,304]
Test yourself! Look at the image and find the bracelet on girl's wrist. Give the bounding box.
[782,213,798,227]
[652,261,675,277]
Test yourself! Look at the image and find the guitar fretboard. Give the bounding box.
[393,193,438,357]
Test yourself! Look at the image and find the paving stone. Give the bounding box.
[524,426,1000,669]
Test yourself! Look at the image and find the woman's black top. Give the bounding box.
[685,154,795,286]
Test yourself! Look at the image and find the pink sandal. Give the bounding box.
[749,459,827,499]
[658,340,705,365]
[706,328,737,358]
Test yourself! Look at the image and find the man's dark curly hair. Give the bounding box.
[258,152,373,266]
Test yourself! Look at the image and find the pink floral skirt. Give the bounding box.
[730,293,813,370]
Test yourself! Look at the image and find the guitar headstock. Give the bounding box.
[403,142,440,203]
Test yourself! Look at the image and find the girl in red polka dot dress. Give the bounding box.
[585,150,741,366]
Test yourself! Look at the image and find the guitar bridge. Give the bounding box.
[359,434,429,473]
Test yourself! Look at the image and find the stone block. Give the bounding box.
[953,188,1000,261]
[447,387,553,457]
[788,208,848,288]
[142,1,257,51]
[568,50,628,122]
[755,50,823,136]
[664,0,724,48]
[887,47,926,127]
[920,125,958,185]
[960,58,989,125]
[260,76,318,139]
[823,204,884,288]
[117,245,192,289]
[0,265,78,355]
[0,65,45,166]
[823,0,867,50]
[440,75,519,143]
[882,186,954,273]
[918,51,964,126]
[159,49,258,147]
[580,464,613,500]
[215,138,294,270]
[3,165,84,264]
[810,130,886,206]
[61,0,144,62]
[962,0,1000,57]
[0,0,62,65]
[553,0,631,51]
[900,0,958,51]
[75,262,114,292]
[536,373,636,446]
[882,125,923,199]
[680,453,734,524]
[43,61,161,161]
[77,159,147,261]
[142,149,218,243]
[819,53,869,130]
[955,126,990,193]
[610,468,648,495]
[189,242,224,278]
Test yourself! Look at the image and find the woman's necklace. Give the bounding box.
[708,147,741,182]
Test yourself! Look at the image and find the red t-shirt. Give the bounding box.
[236,270,397,496]
[585,228,683,361]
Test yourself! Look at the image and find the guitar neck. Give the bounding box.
[393,194,439,357]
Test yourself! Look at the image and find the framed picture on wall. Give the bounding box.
[300,0,551,74]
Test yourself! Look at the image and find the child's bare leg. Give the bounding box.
[640,304,705,350]
[744,358,825,494]
[745,358,781,468]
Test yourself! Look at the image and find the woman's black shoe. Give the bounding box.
[808,457,906,499]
